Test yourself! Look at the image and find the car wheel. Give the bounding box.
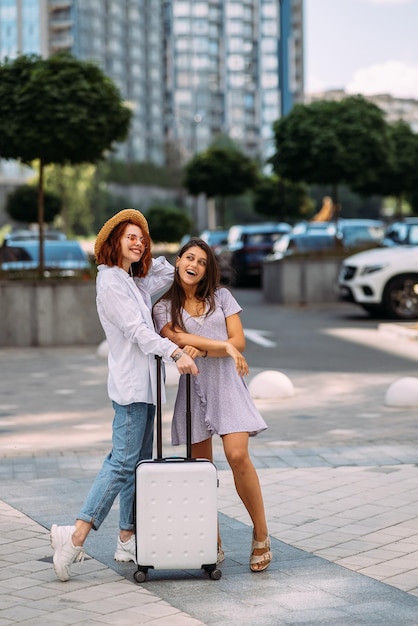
[382,274,418,320]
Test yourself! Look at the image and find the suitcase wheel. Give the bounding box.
[134,569,147,583]
[209,567,222,580]
[203,564,222,580]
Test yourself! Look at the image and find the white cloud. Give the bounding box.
[346,61,418,99]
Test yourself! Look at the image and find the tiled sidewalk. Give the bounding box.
[2,346,418,624]
[0,500,204,626]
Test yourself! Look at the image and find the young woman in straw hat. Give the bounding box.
[50,209,198,582]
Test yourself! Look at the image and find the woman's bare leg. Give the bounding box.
[222,432,270,570]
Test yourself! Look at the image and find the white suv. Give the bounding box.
[338,246,418,319]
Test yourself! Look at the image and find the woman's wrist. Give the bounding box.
[171,350,184,363]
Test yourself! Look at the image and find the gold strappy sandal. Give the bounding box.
[250,532,272,572]
[217,545,225,564]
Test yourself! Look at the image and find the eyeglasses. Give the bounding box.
[125,234,146,245]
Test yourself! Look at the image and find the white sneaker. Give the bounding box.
[114,535,137,563]
[50,524,85,582]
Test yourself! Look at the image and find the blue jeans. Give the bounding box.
[77,401,155,531]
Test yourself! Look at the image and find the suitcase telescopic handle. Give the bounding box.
[155,355,192,460]
[156,355,163,459]
[186,371,192,459]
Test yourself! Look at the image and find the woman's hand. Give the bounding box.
[175,351,199,375]
[225,342,249,377]
[182,345,206,359]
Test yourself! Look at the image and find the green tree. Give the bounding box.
[271,96,391,215]
[5,184,61,224]
[183,144,259,227]
[0,52,131,275]
[146,205,192,243]
[374,120,418,217]
[253,174,313,222]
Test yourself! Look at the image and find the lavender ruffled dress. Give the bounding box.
[153,288,267,445]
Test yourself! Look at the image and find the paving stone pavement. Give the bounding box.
[1,342,418,625]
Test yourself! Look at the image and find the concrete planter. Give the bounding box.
[262,257,343,305]
[0,280,104,347]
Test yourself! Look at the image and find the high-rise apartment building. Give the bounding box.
[48,0,166,165]
[280,0,304,116]
[0,0,304,169]
[165,0,304,164]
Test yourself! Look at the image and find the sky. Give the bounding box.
[305,0,418,99]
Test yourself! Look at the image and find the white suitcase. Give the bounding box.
[134,357,221,582]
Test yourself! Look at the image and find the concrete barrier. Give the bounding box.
[0,280,104,347]
[262,257,343,304]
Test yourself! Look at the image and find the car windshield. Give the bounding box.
[341,225,384,245]
[246,233,282,245]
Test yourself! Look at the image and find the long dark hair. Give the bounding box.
[158,238,220,332]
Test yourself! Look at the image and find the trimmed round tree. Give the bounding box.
[183,145,259,227]
[0,52,132,274]
[271,96,392,215]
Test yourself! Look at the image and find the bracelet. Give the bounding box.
[172,350,184,363]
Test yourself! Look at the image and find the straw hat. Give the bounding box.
[94,208,149,258]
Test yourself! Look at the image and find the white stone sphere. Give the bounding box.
[97,340,109,359]
[249,370,294,399]
[384,377,418,407]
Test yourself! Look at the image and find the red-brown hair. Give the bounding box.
[96,221,152,277]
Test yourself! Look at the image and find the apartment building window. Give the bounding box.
[208,6,220,21]
[193,3,208,17]
[173,2,190,17]
[262,21,277,36]
[208,40,218,55]
[176,38,188,51]
[227,55,245,72]
[229,37,244,52]
[261,73,278,88]
[226,4,244,18]
[194,19,209,35]
[261,38,277,53]
[175,19,190,34]
[263,56,278,71]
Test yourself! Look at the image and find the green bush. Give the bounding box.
[146,205,192,243]
[6,185,62,224]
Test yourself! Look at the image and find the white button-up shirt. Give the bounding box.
[96,257,178,406]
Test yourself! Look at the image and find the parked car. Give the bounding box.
[338,246,418,319]
[383,218,418,247]
[292,219,385,248]
[0,239,91,277]
[217,222,291,286]
[199,229,229,252]
[268,232,339,260]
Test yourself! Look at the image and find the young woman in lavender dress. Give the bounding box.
[153,238,272,572]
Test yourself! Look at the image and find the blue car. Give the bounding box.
[0,239,91,277]
[217,222,291,286]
